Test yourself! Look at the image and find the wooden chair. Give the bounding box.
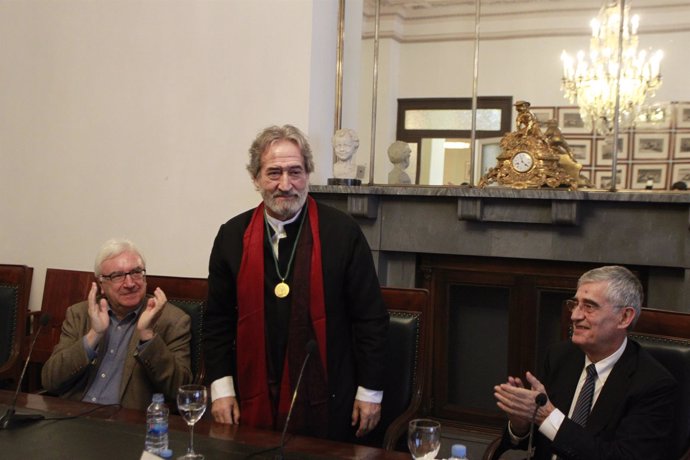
[0,264,33,389]
[628,308,690,460]
[482,307,690,460]
[142,274,207,384]
[30,268,207,387]
[366,287,431,451]
[30,268,94,366]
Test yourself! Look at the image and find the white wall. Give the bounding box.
[0,0,338,308]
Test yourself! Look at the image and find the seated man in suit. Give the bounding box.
[42,238,192,410]
[494,265,677,459]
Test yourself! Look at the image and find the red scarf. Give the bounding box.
[236,196,327,429]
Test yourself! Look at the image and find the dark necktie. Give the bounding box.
[571,363,597,426]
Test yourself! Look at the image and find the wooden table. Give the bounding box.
[0,390,411,460]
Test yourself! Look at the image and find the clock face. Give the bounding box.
[512,151,534,173]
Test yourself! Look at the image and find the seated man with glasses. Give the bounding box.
[493,265,677,460]
[42,238,192,410]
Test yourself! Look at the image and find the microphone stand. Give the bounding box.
[526,393,547,460]
[0,313,51,430]
[277,340,317,460]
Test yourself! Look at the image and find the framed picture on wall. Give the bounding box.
[558,107,591,134]
[531,107,556,127]
[595,135,629,165]
[635,104,672,130]
[671,163,690,188]
[567,138,592,165]
[631,164,668,190]
[474,137,503,181]
[633,132,670,160]
[675,103,690,129]
[594,166,628,189]
[674,133,690,159]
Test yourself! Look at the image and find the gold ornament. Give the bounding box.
[480,100,580,189]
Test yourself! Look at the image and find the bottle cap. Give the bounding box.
[152,393,164,403]
[158,448,173,458]
[451,444,467,458]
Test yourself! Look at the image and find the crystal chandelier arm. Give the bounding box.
[560,0,663,137]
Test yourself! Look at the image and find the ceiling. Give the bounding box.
[364,0,592,16]
[360,0,690,41]
[363,0,686,18]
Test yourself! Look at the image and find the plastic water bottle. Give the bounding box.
[145,393,169,455]
[449,443,469,460]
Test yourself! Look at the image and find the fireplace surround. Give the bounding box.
[311,184,690,432]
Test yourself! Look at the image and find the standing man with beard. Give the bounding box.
[203,125,389,442]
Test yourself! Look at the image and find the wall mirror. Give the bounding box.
[339,0,690,189]
[395,97,512,185]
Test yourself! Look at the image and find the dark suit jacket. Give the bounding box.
[204,200,389,441]
[501,339,677,460]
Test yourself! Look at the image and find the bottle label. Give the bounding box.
[148,422,168,434]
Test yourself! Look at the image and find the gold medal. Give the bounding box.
[265,209,306,300]
[274,281,290,298]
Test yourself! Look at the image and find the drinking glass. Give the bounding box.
[177,384,208,460]
[407,419,441,460]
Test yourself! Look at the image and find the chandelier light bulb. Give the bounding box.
[560,0,662,135]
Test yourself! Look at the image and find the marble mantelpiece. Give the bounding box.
[310,185,690,311]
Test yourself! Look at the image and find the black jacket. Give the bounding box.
[501,339,677,460]
[203,200,389,441]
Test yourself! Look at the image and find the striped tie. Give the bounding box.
[571,363,597,426]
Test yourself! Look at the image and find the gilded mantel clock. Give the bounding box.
[480,101,579,189]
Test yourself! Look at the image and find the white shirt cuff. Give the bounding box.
[356,386,383,403]
[210,376,236,402]
[210,379,382,404]
[538,407,564,441]
[507,421,531,444]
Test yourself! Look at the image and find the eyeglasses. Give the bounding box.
[100,268,146,284]
[563,299,600,315]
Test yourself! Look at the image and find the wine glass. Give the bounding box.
[177,384,208,460]
[407,419,441,460]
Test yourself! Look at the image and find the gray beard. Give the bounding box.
[262,183,309,220]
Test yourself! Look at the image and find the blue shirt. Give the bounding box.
[81,303,150,405]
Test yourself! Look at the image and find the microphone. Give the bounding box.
[526,393,547,460]
[277,339,317,459]
[0,313,51,430]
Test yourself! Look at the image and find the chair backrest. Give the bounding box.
[144,274,208,384]
[373,287,431,451]
[631,307,690,460]
[628,333,690,459]
[33,268,94,365]
[0,264,33,388]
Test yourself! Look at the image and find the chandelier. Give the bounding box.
[560,0,663,135]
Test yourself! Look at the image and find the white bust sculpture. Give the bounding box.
[332,129,359,179]
[387,141,412,185]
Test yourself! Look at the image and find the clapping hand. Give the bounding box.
[85,282,109,347]
[494,371,553,435]
[137,287,167,341]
